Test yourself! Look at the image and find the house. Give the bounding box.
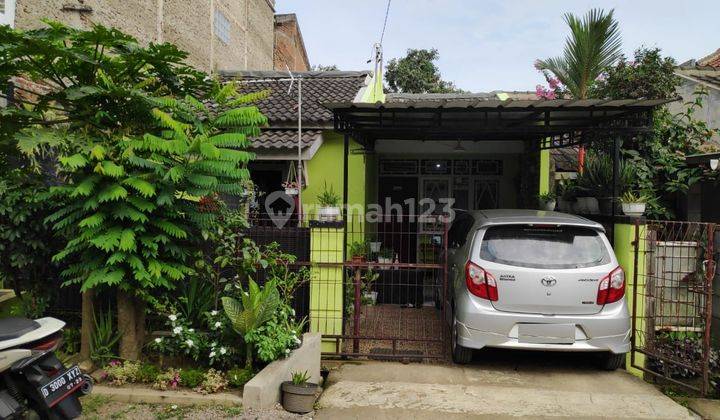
[673,48,720,143]
[3,0,308,73]
[223,70,372,215]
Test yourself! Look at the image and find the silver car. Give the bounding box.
[447,209,630,369]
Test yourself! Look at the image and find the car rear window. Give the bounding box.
[479,225,610,269]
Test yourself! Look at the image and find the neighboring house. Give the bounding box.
[673,48,720,143]
[274,14,310,72]
[6,0,308,74]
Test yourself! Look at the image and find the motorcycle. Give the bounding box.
[0,317,92,419]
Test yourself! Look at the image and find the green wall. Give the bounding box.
[614,221,647,377]
[303,132,366,213]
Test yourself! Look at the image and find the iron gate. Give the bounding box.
[324,214,450,361]
[630,220,717,395]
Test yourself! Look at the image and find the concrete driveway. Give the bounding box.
[316,350,696,419]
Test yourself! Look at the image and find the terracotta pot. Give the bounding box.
[281,381,320,414]
[351,255,366,264]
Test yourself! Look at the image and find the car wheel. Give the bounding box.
[600,352,626,370]
[451,317,473,364]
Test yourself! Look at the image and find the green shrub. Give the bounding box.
[136,364,162,384]
[227,367,254,388]
[104,361,140,386]
[179,368,205,389]
[196,369,228,394]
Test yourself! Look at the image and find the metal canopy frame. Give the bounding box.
[329,97,675,222]
[325,98,674,151]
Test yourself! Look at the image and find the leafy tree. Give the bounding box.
[592,47,679,99]
[536,9,622,99]
[385,48,461,94]
[0,22,266,359]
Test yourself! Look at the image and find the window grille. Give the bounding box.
[214,9,230,44]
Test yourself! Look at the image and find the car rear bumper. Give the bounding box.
[455,295,631,354]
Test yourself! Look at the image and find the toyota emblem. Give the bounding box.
[541,276,557,287]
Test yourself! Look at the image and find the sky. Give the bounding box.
[276,0,720,93]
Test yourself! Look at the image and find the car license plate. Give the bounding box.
[517,323,575,344]
[38,365,85,407]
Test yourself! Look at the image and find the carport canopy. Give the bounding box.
[323,96,676,218]
[324,97,675,150]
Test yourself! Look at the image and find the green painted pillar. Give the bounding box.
[614,220,647,377]
[539,148,550,195]
[309,225,345,353]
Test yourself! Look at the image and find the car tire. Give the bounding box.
[600,352,626,370]
[452,318,473,364]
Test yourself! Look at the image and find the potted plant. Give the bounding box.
[555,179,576,212]
[361,268,379,305]
[577,153,632,215]
[317,182,341,221]
[537,192,557,211]
[281,370,320,414]
[378,247,393,267]
[620,191,647,217]
[282,181,299,196]
[349,241,367,263]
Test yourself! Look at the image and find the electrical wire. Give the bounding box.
[379,0,392,45]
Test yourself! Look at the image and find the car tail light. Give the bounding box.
[596,266,625,305]
[465,261,498,301]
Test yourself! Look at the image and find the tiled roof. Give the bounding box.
[698,48,720,68]
[552,147,579,172]
[219,71,370,125]
[252,129,321,150]
[676,67,720,90]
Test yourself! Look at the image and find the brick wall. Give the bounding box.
[274,13,310,71]
[14,0,276,72]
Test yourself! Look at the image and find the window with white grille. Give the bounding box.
[214,9,230,44]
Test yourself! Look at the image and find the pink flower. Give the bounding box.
[548,77,560,90]
[535,85,556,100]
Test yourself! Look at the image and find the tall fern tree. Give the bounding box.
[0,22,266,359]
[48,86,266,359]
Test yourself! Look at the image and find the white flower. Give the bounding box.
[154,337,163,344]
[291,309,296,316]
[211,341,217,348]
[185,339,194,347]
[284,348,290,355]
[171,404,178,410]
[172,326,182,335]
[214,321,222,329]
[210,310,218,316]
[294,337,301,345]
[209,351,216,358]
[219,347,227,355]
[168,314,177,322]
[188,328,194,333]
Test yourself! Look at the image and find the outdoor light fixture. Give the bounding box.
[711,159,719,171]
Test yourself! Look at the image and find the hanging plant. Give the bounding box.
[282,162,300,196]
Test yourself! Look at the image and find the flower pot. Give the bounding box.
[318,206,340,221]
[539,200,556,211]
[621,202,646,217]
[363,291,378,305]
[351,255,366,264]
[281,381,320,414]
[557,198,572,213]
[369,242,382,253]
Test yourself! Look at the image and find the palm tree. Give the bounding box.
[537,9,622,99]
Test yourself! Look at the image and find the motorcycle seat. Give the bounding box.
[0,317,41,341]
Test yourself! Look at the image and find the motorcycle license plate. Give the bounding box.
[38,365,85,407]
